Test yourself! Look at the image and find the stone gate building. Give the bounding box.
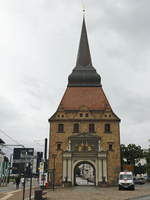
[48,17,121,186]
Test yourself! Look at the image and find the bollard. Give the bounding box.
[34,189,43,200]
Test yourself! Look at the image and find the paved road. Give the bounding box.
[45,183,150,200]
[76,177,94,185]
[129,195,150,200]
[137,197,150,200]
[1,182,150,200]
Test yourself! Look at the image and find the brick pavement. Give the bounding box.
[0,187,39,200]
[1,183,150,200]
[0,193,5,199]
[0,178,39,200]
[46,183,150,200]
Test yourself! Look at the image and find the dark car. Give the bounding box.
[134,177,146,184]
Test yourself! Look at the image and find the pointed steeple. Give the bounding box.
[68,16,101,87]
[76,16,92,67]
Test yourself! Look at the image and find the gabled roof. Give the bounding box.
[57,87,111,111]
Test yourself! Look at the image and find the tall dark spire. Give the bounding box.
[76,16,92,67]
[68,17,101,87]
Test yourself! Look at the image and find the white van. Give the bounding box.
[118,171,135,190]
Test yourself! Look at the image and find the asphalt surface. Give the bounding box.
[129,195,150,200]
[76,177,94,185]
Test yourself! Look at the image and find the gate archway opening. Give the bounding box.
[74,161,96,186]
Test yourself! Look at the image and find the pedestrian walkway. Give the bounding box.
[1,183,150,200]
[0,178,39,200]
[45,183,150,200]
[0,187,37,200]
[0,182,16,193]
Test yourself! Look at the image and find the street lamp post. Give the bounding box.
[22,162,27,200]
[22,152,33,200]
[52,154,56,191]
[22,150,31,200]
[28,161,33,200]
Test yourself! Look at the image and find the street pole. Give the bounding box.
[52,154,56,191]
[22,152,28,200]
[29,162,32,200]
[22,171,26,200]
[44,138,47,161]
[53,169,55,191]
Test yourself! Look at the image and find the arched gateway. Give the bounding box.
[74,160,96,186]
[48,16,121,187]
[62,133,107,186]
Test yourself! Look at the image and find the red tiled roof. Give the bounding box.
[57,87,111,111]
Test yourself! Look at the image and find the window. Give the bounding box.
[104,124,111,133]
[85,113,88,117]
[57,143,61,151]
[73,123,79,133]
[109,144,113,151]
[89,124,95,133]
[120,174,132,180]
[80,113,83,117]
[58,124,64,133]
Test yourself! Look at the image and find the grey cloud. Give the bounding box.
[0,0,150,150]
[110,87,150,124]
[0,96,22,126]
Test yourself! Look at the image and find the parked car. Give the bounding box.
[118,171,135,190]
[134,177,146,184]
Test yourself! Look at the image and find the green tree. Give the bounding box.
[144,146,150,178]
[120,144,144,173]
[134,163,146,175]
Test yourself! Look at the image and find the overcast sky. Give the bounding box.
[0,0,150,155]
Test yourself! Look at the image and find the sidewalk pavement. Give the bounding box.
[0,178,39,200]
[0,182,16,193]
[45,183,150,200]
[0,186,38,200]
[1,183,150,200]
